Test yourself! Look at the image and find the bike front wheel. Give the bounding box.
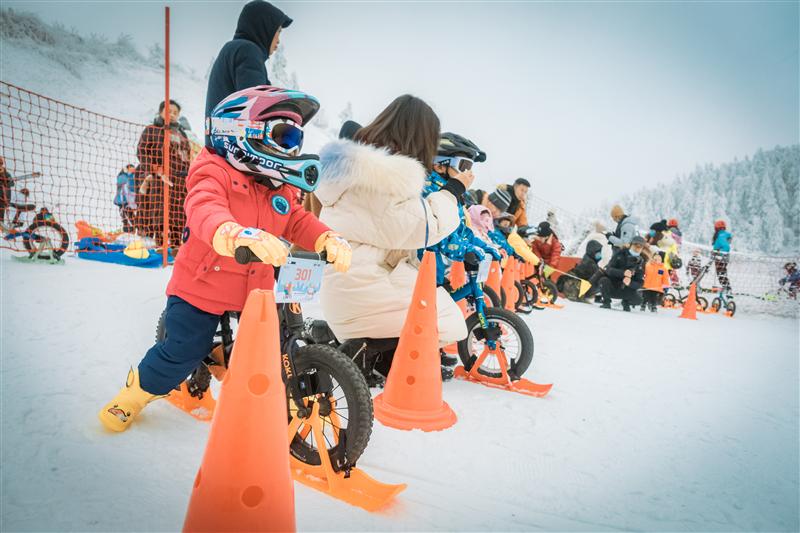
[23,220,69,258]
[288,344,373,471]
[457,307,534,379]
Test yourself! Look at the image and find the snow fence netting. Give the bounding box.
[0,81,195,255]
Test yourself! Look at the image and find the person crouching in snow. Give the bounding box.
[596,235,646,311]
[98,86,352,432]
[641,252,670,312]
[557,239,603,301]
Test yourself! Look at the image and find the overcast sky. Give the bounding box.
[6,0,799,208]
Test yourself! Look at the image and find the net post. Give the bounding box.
[162,5,171,267]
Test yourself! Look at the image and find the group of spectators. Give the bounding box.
[553,205,735,312]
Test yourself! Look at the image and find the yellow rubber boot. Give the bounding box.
[98,368,162,432]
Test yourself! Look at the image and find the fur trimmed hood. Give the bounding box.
[314,139,427,207]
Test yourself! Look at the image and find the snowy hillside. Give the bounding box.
[1,251,798,531]
[0,8,334,152]
[589,145,800,255]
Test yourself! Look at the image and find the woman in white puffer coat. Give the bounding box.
[314,95,471,346]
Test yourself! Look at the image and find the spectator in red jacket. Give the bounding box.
[530,221,561,269]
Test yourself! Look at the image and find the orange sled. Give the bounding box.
[288,399,406,512]
[165,381,216,422]
[454,346,553,398]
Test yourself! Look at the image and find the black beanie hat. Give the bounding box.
[536,221,553,237]
[488,188,512,212]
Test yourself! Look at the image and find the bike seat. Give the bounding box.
[10,202,35,211]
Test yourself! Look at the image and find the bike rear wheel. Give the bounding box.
[23,220,69,258]
[457,307,533,378]
[288,344,373,471]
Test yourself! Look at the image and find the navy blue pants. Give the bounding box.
[138,296,221,395]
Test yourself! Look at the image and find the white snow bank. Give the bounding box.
[1,251,798,531]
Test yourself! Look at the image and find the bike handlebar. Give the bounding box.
[234,247,328,265]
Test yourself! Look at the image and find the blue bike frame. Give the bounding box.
[447,269,498,350]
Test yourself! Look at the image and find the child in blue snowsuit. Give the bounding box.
[421,170,501,287]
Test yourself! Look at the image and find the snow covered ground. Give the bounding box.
[1,251,798,532]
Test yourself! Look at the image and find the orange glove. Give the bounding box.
[314,231,352,273]
[212,222,288,267]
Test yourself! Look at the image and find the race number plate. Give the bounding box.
[477,256,493,284]
[275,256,325,303]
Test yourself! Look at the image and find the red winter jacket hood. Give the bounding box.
[166,149,329,314]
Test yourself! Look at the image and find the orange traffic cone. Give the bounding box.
[183,290,295,533]
[501,257,517,311]
[373,251,457,432]
[449,261,466,288]
[679,283,698,320]
[485,260,501,297]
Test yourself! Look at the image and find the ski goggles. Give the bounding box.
[434,155,473,172]
[264,118,305,155]
[207,117,305,155]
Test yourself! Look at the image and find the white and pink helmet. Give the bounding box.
[207,85,322,191]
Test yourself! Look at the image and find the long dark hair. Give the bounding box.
[354,95,440,172]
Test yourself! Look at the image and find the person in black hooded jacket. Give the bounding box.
[557,239,603,301]
[204,0,293,146]
[595,236,646,311]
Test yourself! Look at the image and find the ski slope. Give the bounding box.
[1,251,798,532]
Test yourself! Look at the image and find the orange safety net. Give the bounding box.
[0,81,197,257]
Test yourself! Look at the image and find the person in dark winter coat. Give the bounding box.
[205,0,293,146]
[596,235,645,311]
[558,239,603,301]
[0,157,13,225]
[136,100,192,246]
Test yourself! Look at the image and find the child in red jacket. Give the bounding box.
[530,221,561,269]
[99,86,352,432]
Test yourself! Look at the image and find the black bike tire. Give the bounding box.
[726,301,737,316]
[157,311,373,470]
[711,298,721,312]
[482,286,501,308]
[289,344,373,470]
[522,280,539,306]
[457,306,534,378]
[696,296,709,311]
[514,281,527,308]
[541,280,559,304]
[520,280,540,306]
[23,220,69,258]
[155,309,167,342]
